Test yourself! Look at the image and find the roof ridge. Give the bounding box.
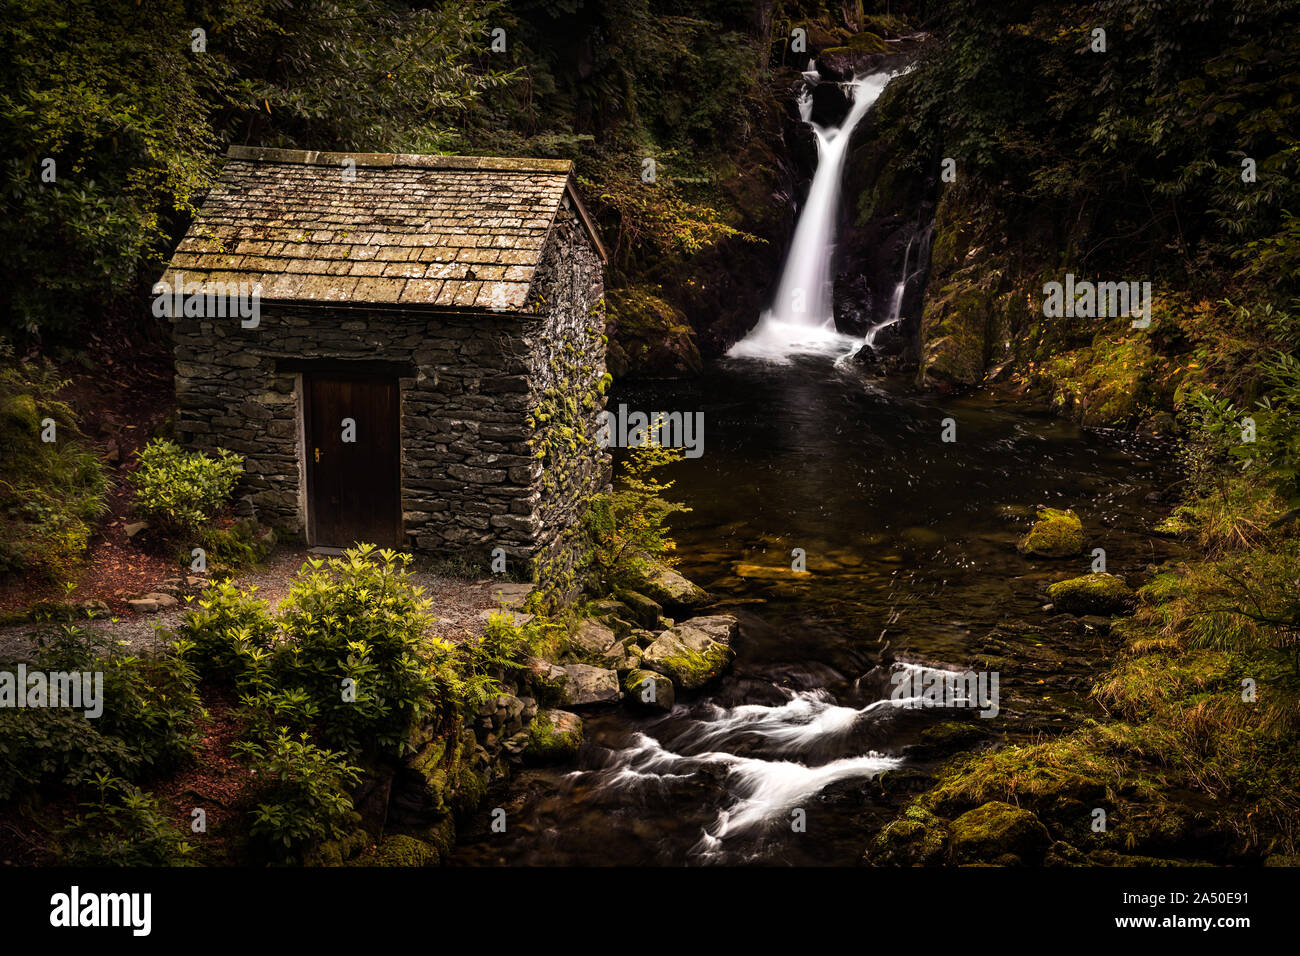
[226,145,573,174]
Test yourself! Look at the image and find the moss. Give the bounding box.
[867,804,948,866]
[355,833,440,867]
[657,642,733,691]
[1017,506,1085,557]
[949,801,1051,864]
[523,709,583,764]
[1048,572,1136,615]
[604,286,703,379]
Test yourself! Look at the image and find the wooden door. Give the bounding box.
[304,374,402,548]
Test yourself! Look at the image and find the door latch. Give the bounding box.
[314,447,321,462]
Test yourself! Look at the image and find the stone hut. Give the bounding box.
[160,145,609,575]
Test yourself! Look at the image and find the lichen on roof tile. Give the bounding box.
[160,146,601,310]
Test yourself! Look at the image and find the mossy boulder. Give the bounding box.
[1047,572,1136,615]
[612,588,664,628]
[630,562,710,615]
[523,709,583,764]
[622,668,675,711]
[949,801,1051,864]
[1017,507,1086,557]
[640,616,737,691]
[605,287,703,380]
[868,805,948,866]
[356,834,440,867]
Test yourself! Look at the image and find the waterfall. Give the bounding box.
[865,222,933,348]
[728,69,900,361]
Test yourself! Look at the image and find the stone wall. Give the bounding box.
[171,205,606,573]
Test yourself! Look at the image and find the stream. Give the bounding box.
[451,358,1180,866]
[451,68,1181,867]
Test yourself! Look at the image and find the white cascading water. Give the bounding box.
[728,69,899,361]
[571,662,969,861]
[864,223,932,348]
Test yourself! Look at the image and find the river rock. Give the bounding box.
[1017,506,1085,557]
[1047,572,1136,615]
[622,668,675,711]
[641,615,738,691]
[632,563,711,614]
[560,663,620,706]
[613,587,664,628]
[949,801,1051,865]
[523,709,583,764]
[569,619,617,658]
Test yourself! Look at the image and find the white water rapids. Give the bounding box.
[569,663,969,862]
[728,69,900,362]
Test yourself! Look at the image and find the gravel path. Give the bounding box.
[0,548,534,662]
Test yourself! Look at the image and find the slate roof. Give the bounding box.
[159,146,607,313]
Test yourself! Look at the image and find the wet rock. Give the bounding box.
[814,35,898,81]
[1017,507,1086,557]
[523,709,583,764]
[809,80,850,125]
[622,668,675,712]
[949,801,1051,865]
[641,615,738,691]
[1047,573,1136,616]
[560,663,620,706]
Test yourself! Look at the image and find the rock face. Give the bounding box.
[560,663,621,706]
[604,287,703,379]
[1017,507,1086,557]
[1047,572,1136,615]
[948,801,1052,864]
[641,615,738,691]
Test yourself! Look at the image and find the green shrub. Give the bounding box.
[582,439,690,590]
[130,438,243,534]
[0,350,108,579]
[233,729,361,864]
[177,579,276,682]
[0,623,203,798]
[275,545,444,755]
[58,776,194,866]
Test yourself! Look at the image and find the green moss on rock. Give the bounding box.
[523,709,583,764]
[1018,507,1086,557]
[356,834,440,867]
[605,287,703,380]
[1048,572,1136,615]
[867,804,948,866]
[949,801,1052,864]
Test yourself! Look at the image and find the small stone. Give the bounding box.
[124,521,148,539]
[127,598,160,613]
